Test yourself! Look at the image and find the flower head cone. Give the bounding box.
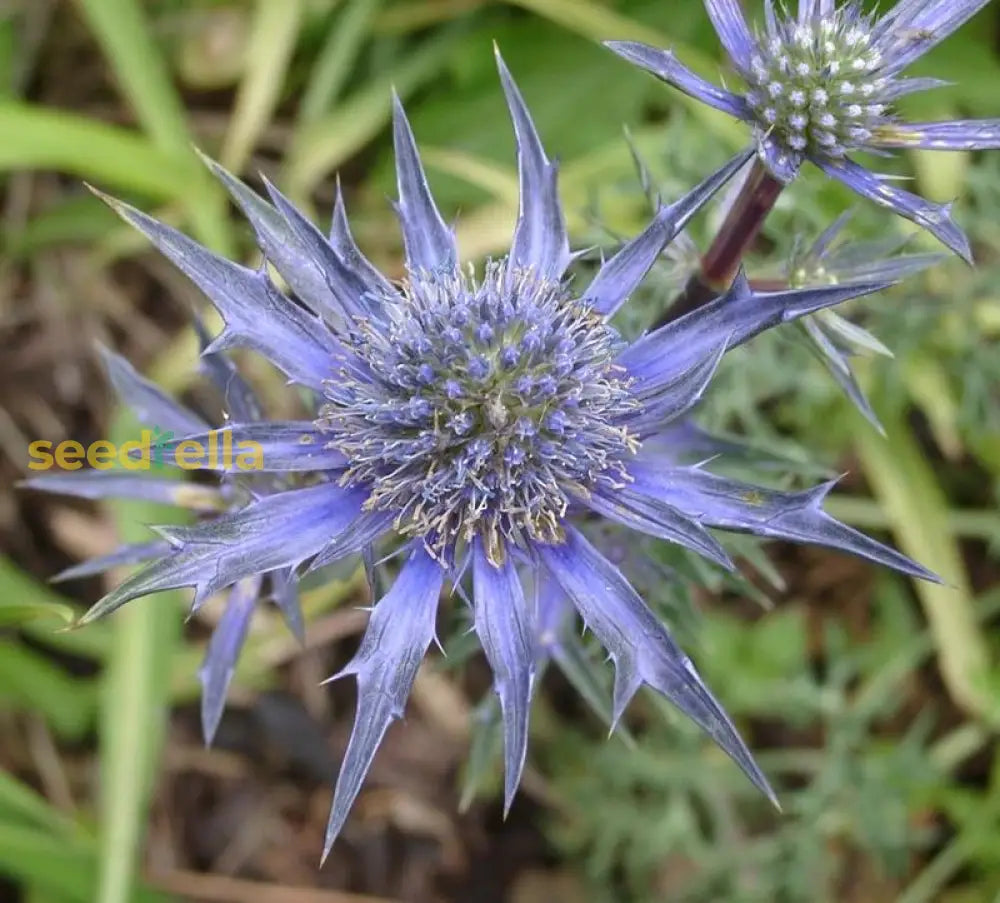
[607,0,1000,260]
[80,49,939,860]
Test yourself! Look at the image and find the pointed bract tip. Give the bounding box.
[191,144,218,172]
[848,277,897,299]
[921,567,948,586]
[761,779,781,811]
[73,607,102,629]
[318,666,353,687]
[258,172,281,201]
[200,698,222,749]
[390,92,418,152]
[494,49,528,112]
[730,265,752,298]
[86,183,123,210]
[493,44,514,82]
[501,785,518,820]
[732,263,750,284]
[732,745,780,809]
[938,201,974,265]
[56,619,85,635]
[607,696,630,738]
[320,828,340,867]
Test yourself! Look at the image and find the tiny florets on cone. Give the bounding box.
[319,262,639,563]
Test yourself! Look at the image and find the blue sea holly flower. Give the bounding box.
[83,51,937,859]
[607,0,1000,260]
[22,330,313,745]
[787,211,944,429]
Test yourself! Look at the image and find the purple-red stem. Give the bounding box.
[657,159,784,326]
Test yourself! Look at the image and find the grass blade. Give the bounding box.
[285,25,464,198]
[0,822,172,903]
[73,0,189,151]
[299,0,385,127]
[0,642,99,740]
[853,408,995,721]
[504,0,670,46]
[74,0,233,254]
[220,0,304,172]
[0,556,74,627]
[421,147,520,202]
[96,412,184,903]
[0,768,77,834]
[0,104,196,199]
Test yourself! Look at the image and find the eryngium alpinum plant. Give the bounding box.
[55,50,940,860]
[608,0,1000,260]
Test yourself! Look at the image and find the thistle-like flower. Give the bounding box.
[788,212,944,428]
[23,330,314,745]
[607,0,1000,260]
[72,51,937,859]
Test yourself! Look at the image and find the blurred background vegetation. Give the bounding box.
[1,0,999,901]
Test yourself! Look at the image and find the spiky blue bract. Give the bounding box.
[322,547,444,854]
[78,49,938,859]
[538,527,778,805]
[22,335,307,746]
[472,539,536,816]
[607,0,1000,260]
